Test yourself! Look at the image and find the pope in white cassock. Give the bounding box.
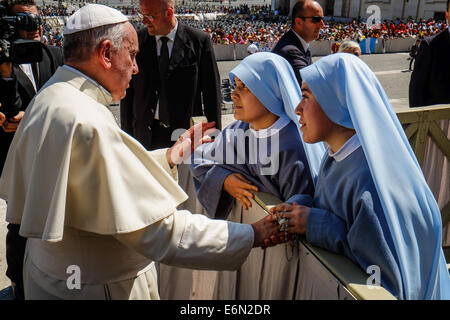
[0,4,283,299]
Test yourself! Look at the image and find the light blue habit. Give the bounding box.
[299,53,450,300]
[190,53,320,219]
[229,52,326,181]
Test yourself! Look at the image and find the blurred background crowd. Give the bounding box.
[36,3,448,49]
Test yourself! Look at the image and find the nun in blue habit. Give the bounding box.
[273,53,450,300]
[190,52,325,220]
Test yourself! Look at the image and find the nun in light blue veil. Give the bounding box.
[228,52,326,180]
[300,53,450,299]
[191,52,326,220]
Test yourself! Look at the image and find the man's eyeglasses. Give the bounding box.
[137,11,163,21]
[298,16,325,24]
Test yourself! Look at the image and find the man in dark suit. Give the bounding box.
[408,39,421,71]
[409,0,450,108]
[272,0,324,84]
[0,0,63,300]
[120,0,221,150]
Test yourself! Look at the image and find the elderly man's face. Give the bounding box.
[295,1,325,42]
[109,22,139,101]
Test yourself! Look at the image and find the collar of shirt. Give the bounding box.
[19,63,37,92]
[292,29,310,52]
[61,65,113,106]
[249,116,290,139]
[155,19,178,57]
[328,133,361,162]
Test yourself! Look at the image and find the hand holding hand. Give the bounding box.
[270,202,311,235]
[223,173,258,210]
[2,111,24,133]
[166,121,217,167]
[251,214,287,248]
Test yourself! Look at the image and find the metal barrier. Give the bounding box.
[396,104,450,230]
[212,191,396,300]
[212,38,416,60]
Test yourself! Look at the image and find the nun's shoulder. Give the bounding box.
[222,119,249,131]
[342,147,378,195]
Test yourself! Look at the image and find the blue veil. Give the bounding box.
[229,52,325,180]
[300,53,450,299]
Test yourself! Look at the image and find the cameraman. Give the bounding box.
[0,0,63,300]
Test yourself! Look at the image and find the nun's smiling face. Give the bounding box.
[231,76,278,130]
[295,82,335,143]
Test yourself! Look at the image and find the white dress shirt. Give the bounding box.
[292,29,310,52]
[19,63,37,92]
[328,133,361,162]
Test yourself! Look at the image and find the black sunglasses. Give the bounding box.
[298,16,324,24]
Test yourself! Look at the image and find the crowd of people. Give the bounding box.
[37,4,71,16]
[319,18,448,42]
[40,27,64,47]
[36,4,448,50]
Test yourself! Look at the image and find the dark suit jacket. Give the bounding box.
[120,22,222,150]
[0,43,62,299]
[272,29,312,85]
[409,30,450,108]
[0,44,63,173]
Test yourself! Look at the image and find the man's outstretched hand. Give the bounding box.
[251,214,287,249]
[166,121,217,167]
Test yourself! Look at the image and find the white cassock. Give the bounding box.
[0,66,254,300]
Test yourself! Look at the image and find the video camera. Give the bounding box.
[0,4,45,119]
[0,4,43,64]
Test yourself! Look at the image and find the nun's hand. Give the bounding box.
[224,173,259,210]
[270,202,310,235]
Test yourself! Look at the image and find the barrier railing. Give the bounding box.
[212,37,420,60]
[396,104,450,228]
[247,191,397,300]
[40,17,419,58]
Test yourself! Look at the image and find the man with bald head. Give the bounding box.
[120,0,222,150]
[272,0,325,84]
[0,4,283,300]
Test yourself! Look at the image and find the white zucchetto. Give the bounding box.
[64,4,128,35]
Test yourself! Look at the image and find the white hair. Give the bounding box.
[63,22,127,62]
[338,40,360,53]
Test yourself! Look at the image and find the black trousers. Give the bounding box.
[2,133,26,300]
[5,224,26,300]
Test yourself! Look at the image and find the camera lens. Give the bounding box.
[15,13,41,32]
